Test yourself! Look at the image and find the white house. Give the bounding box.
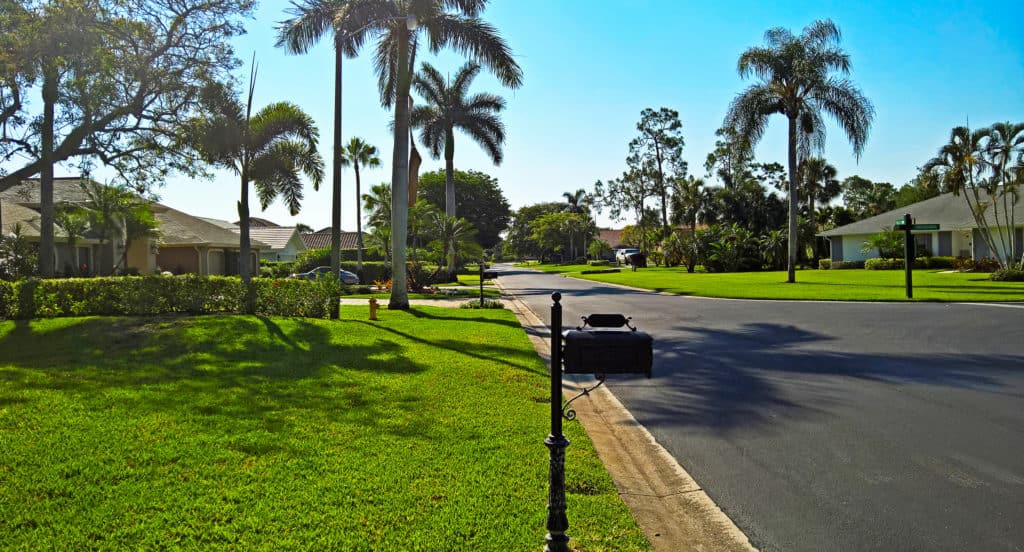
[820,190,1024,262]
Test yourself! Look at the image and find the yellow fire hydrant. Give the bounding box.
[368,298,379,321]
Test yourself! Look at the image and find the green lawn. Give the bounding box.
[527,264,1024,302]
[0,310,647,550]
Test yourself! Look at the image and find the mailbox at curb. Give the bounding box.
[562,314,652,377]
[482,270,498,279]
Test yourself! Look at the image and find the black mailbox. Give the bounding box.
[482,270,498,279]
[562,314,652,377]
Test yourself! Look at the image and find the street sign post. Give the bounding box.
[894,215,938,298]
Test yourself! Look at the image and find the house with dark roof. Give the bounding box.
[820,190,1023,262]
[300,227,365,250]
[1,178,269,276]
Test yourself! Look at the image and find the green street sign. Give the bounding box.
[895,218,905,226]
[912,224,939,230]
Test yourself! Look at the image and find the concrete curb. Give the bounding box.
[499,280,757,552]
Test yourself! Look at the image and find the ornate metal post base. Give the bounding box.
[545,433,571,551]
[545,292,571,551]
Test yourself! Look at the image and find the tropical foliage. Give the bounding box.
[340,137,382,274]
[724,19,874,282]
[923,122,1023,269]
[187,78,324,293]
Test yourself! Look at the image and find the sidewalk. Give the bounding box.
[498,281,757,552]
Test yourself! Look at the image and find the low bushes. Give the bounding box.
[818,259,831,270]
[954,257,1002,272]
[0,275,352,320]
[580,268,621,275]
[294,247,384,272]
[990,268,1024,281]
[830,260,865,269]
[587,260,611,267]
[865,258,905,270]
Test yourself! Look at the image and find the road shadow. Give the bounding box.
[606,322,1022,434]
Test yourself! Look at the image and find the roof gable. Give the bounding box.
[820,190,1018,237]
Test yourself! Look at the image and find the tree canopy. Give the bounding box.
[417,169,510,249]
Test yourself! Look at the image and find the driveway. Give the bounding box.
[496,264,1024,552]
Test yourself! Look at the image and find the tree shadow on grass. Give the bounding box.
[349,319,546,377]
[611,322,1022,434]
[403,307,523,328]
[0,316,435,439]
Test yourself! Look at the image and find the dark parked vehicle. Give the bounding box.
[289,266,360,285]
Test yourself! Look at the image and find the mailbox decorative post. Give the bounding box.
[543,292,653,551]
[545,293,570,552]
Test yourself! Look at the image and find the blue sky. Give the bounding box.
[103,1,1024,229]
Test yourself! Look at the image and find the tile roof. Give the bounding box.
[819,190,1017,237]
[301,230,364,250]
[248,227,304,251]
[0,178,95,204]
[151,204,269,249]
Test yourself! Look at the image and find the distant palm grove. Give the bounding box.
[2,5,1022,302]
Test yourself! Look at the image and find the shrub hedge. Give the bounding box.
[294,247,384,272]
[818,259,831,270]
[990,268,1024,281]
[580,268,621,275]
[0,275,351,320]
[587,260,611,266]
[830,260,865,269]
[865,258,905,270]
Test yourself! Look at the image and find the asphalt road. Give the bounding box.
[496,264,1024,552]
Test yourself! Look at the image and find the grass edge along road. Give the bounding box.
[0,308,649,551]
[518,263,1024,302]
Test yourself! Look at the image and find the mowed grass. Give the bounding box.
[0,309,647,551]
[527,264,1024,302]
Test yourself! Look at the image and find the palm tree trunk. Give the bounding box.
[389,27,412,310]
[808,186,818,265]
[444,128,457,281]
[39,63,57,278]
[786,115,798,283]
[238,175,250,286]
[355,161,363,278]
[330,44,343,317]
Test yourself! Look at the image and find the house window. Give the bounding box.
[914,234,931,257]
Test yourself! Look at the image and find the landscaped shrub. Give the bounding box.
[294,247,383,272]
[830,261,865,269]
[252,277,342,318]
[0,280,13,319]
[990,268,1024,281]
[587,260,611,266]
[459,298,505,309]
[818,259,831,270]
[916,256,956,269]
[954,257,1002,272]
[260,260,296,278]
[0,275,365,320]
[865,258,905,270]
[580,268,621,275]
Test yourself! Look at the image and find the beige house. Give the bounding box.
[1,178,267,276]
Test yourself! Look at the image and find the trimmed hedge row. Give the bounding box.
[294,247,384,272]
[865,256,959,270]
[0,275,354,320]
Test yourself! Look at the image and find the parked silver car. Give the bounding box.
[289,266,360,285]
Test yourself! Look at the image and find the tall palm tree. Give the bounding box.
[925,126,1011,267]
[340,137,381,276]
[411,60,505,281]
[982,122,1024,262]
[562,189,589,214]
[278,0,522,310]
[411,61,506,218]
[725,19,874,282]
[799,157,839,264]
[190,77,324,305]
